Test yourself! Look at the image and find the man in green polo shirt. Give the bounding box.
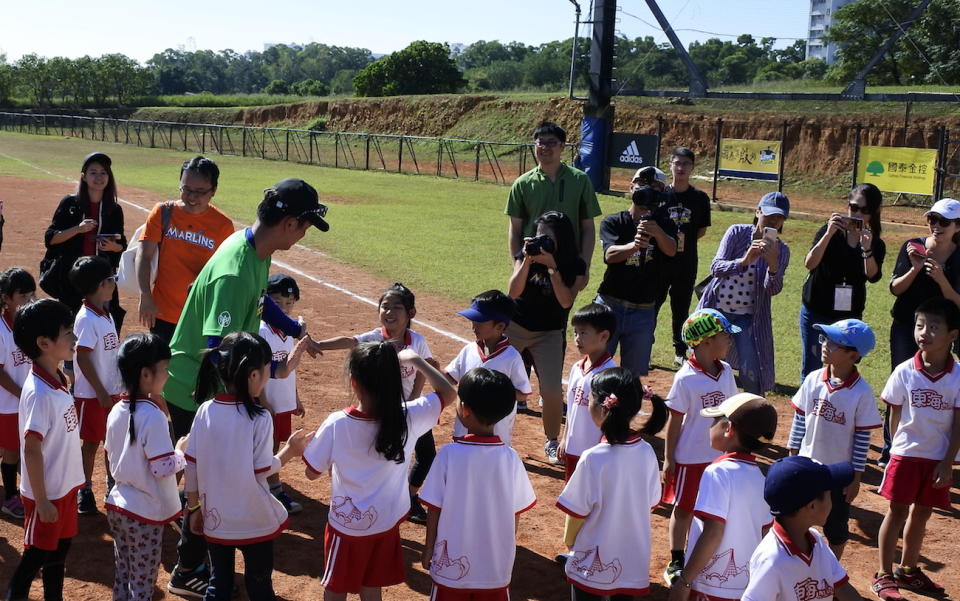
[505,121,602,272]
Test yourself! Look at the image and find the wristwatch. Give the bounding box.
[547,267,556,275]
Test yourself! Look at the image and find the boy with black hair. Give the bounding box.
[0,268,37,519]
[69,255,123,515]
[872,297,960,600]
[446,290,531,445]
[419,367,536,601]
[668,393,778,601]
[6,299,84,601]
[788,318,881,560]
[742,456,862,601]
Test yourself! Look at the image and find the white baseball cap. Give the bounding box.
[632,166,667,184]
[925,198,960,221]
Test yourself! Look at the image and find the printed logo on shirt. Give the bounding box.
[667,205,692,226]
[701,548,747,585]
[432,540,470,581]
[63,405,79,432]
[400,365,415,380]
[911,389,950,410]
[272,350,288,362]
[103,331,120,351]
[701,391,726,409]
[793,577,834,601]
[12,348,30,367]
[619,141,644,165]
[331,496,377,530]
[217,311,231,328]
[811,398,846,424]
[572,384,589,407]
[570,546,622,584]
[162,226,217,250]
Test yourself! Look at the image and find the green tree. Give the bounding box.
[0,54,12,105]
[15,54,55,105]
[263,79,289,94]
[330,69,357,95]
[292,79,328,96]
[354,41,464,96]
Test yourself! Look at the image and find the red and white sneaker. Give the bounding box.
[872,572,904,601]
[894,566,946,595]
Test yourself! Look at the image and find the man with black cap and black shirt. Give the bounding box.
[164,178,329,598]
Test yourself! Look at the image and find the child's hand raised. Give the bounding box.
[397,348,421,365]
[285,429,310,456]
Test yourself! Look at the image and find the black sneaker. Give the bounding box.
[77,486,97,515]
[167,564,209,598]
[663,559,683,586]
[408,494,428,524]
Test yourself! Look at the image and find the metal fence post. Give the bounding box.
[335,134,339,168]
[655,116,663,167]
[398,136,404,173]
[778,120,788,193]
[711,118,722,201]
[365,136,370,170]
[285,130,290,161]
[934,125,946,198]
[851,123,862,188]
[475,144,481,181]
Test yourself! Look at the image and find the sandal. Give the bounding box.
[872,572,904,601]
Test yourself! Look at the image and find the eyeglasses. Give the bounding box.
[848,203,871,215]
[535,138,562,148]
[818,334,855,352]
[179,185,213,197]
[926,214,957,228]
[671,160,693,168]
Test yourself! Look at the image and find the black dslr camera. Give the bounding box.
[524,234,556,256]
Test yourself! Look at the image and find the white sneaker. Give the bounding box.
[544,439,560,465]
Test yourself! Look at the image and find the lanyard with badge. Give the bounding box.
[834,279,853,312]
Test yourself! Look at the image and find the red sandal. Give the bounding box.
[872,572,905,601]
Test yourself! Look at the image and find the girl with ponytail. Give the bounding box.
[556,367,667,601]
[104,333,183,601]
[183,331,309,601]
[303,342,457,600]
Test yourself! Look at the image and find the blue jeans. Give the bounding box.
[595,295,656,377]
[721,311,762,395]
[798,304,831,381]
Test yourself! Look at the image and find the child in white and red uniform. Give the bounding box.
[184,332,309,601]
[662,309,740,585]
[6,299,84,601]
[0,267,37,519]
[446,290,531,446]
[420,367,536,600]
[104,333,185,601]
[557,367,668,601]
[303,343,457,601]
[69,255,123,515]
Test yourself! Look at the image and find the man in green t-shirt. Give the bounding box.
[504,121,602,274]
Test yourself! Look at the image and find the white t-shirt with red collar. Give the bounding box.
[73,300,123,399]
[259,320,298,414]
[742,522,849,601]
[557,435,662,596]
[446,337,532,446]
[792,367,882,465]
[303,393,443,537]
[686,452,773,600]
[184,394,288,544]
[418,434,536,591]
[666,358,737,465]
[880,352,960,461]
[563,354,618,458]
[19,365,84,501]
[105,398,183,524]
[0,313,31,414]
[354,328,433,400]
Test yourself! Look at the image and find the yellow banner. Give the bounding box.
[718,139,781,180]
[857,146,938,195]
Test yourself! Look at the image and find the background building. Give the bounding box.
[806,0,855,64]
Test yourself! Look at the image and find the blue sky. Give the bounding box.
[1,0,810,63]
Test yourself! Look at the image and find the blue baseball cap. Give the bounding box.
[757,192,790,218]
[765,456,854,516]
[457,301,511,325]
[813,319,875,357]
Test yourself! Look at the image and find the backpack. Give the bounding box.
[116,201,174,295]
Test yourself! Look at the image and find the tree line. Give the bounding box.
[0,0,956,107]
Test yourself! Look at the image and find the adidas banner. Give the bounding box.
[607,133,659,170]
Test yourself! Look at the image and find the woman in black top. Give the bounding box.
[799,183,886,379]
[507,210,587,464]
[41,152,127,329]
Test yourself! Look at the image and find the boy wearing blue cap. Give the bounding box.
[445,290,532,446]
[742,456,861,601]
[787,319,881,560]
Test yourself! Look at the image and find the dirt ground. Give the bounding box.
[0,177,956,601]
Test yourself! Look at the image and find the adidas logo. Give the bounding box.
[619,141,644,164]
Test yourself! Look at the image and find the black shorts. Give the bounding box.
[823,487,850,545]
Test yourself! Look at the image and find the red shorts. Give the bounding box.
[74,397,111,443]
[22,488,80,550]
[0,412,18,450]
[564,455,580,482]
[431,583,509,601]
[661,462,710,512]
[879,455,951,510]
[273,411,293,443]
[321,522,405,593]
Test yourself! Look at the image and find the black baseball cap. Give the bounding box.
[266,178,329,232]
[81,152,112,171]
[267,272,300,300]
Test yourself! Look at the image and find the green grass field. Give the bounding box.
[0,131,922,395]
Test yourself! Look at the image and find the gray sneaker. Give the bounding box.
[544,439,560,465]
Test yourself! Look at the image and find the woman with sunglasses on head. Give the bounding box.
[799,183,886,379]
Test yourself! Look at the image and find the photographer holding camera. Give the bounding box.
[595,185,677,378]
[507,210,587,464]
[799,183,886,379]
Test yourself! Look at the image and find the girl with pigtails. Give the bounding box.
[183,331,309,601]
[556,367,668,601]
[103,333,183,601]
[303,341,458,601]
